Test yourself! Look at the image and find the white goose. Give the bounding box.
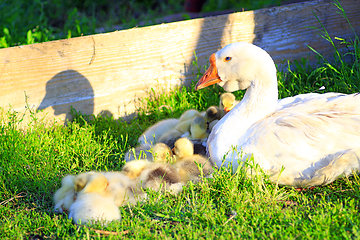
[195,42,360,187]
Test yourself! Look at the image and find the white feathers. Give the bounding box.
[196,42,360,187]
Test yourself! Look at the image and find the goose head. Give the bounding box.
[195,42,277,93]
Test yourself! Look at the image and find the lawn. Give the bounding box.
[1,0,360,239]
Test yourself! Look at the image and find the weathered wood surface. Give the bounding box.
[0,0,359,126]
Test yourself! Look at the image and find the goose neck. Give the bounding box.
[236,74,278,124]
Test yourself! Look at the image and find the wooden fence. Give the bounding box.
[0,0,359,126]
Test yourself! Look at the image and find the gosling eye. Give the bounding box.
[224,56,232,62]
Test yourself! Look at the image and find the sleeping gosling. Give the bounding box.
[157,118,194,149]
[68,173,121,225]
[172,138,214,183]
[179,109,201,122]
[138,162,183,195]
[102,171,144,206]
[73,171,96,192]
[53,175,76,213]
[138,118,180,145]
[122,160,152,180]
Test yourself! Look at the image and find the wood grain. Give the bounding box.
[0,0,359,126]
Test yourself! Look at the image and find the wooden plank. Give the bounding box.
[0,0,359,126]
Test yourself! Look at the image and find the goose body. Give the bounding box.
[195,42,360,187]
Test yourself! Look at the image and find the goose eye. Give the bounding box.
[224,56,232,62]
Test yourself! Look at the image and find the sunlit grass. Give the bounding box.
[1,40,360,238]
[1,1,360,239]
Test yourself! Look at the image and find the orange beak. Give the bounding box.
[195,53,222,90]
[223,107,230,114]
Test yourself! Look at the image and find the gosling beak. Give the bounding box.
[223,107,230,114]
[195,53,221,90]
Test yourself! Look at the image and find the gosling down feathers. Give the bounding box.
[195,42,360,188]
[53,175,76,213]
[138,162,183,194]
[122,160,182,195]
[138,118,179,145]
[173,138,214,183]
[102,171,144,206]
[219,92,239,113]
[205,106,223,123]
[125,142,173,162]
[68,173,121,225]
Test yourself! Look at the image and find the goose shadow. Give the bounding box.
[37,70,96,124]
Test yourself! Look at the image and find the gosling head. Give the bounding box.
[220,92,236,113]
[74,172,96,192]
[173,138,194,159]
[190,116,208,139]
[179,109,201,122]
[152,143,173,162]
[122,160,151,179]
[80,173,108,194]
[205,106,223,122]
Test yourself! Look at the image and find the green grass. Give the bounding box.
[1,37,360,239]
[1,104,360,239]
[1,0,360,239]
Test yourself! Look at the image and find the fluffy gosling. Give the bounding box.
[53,175,76,213]
[220,92,239,113]
[138,118,179,145]
[172,138,214,183]
[68,173,120,225]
